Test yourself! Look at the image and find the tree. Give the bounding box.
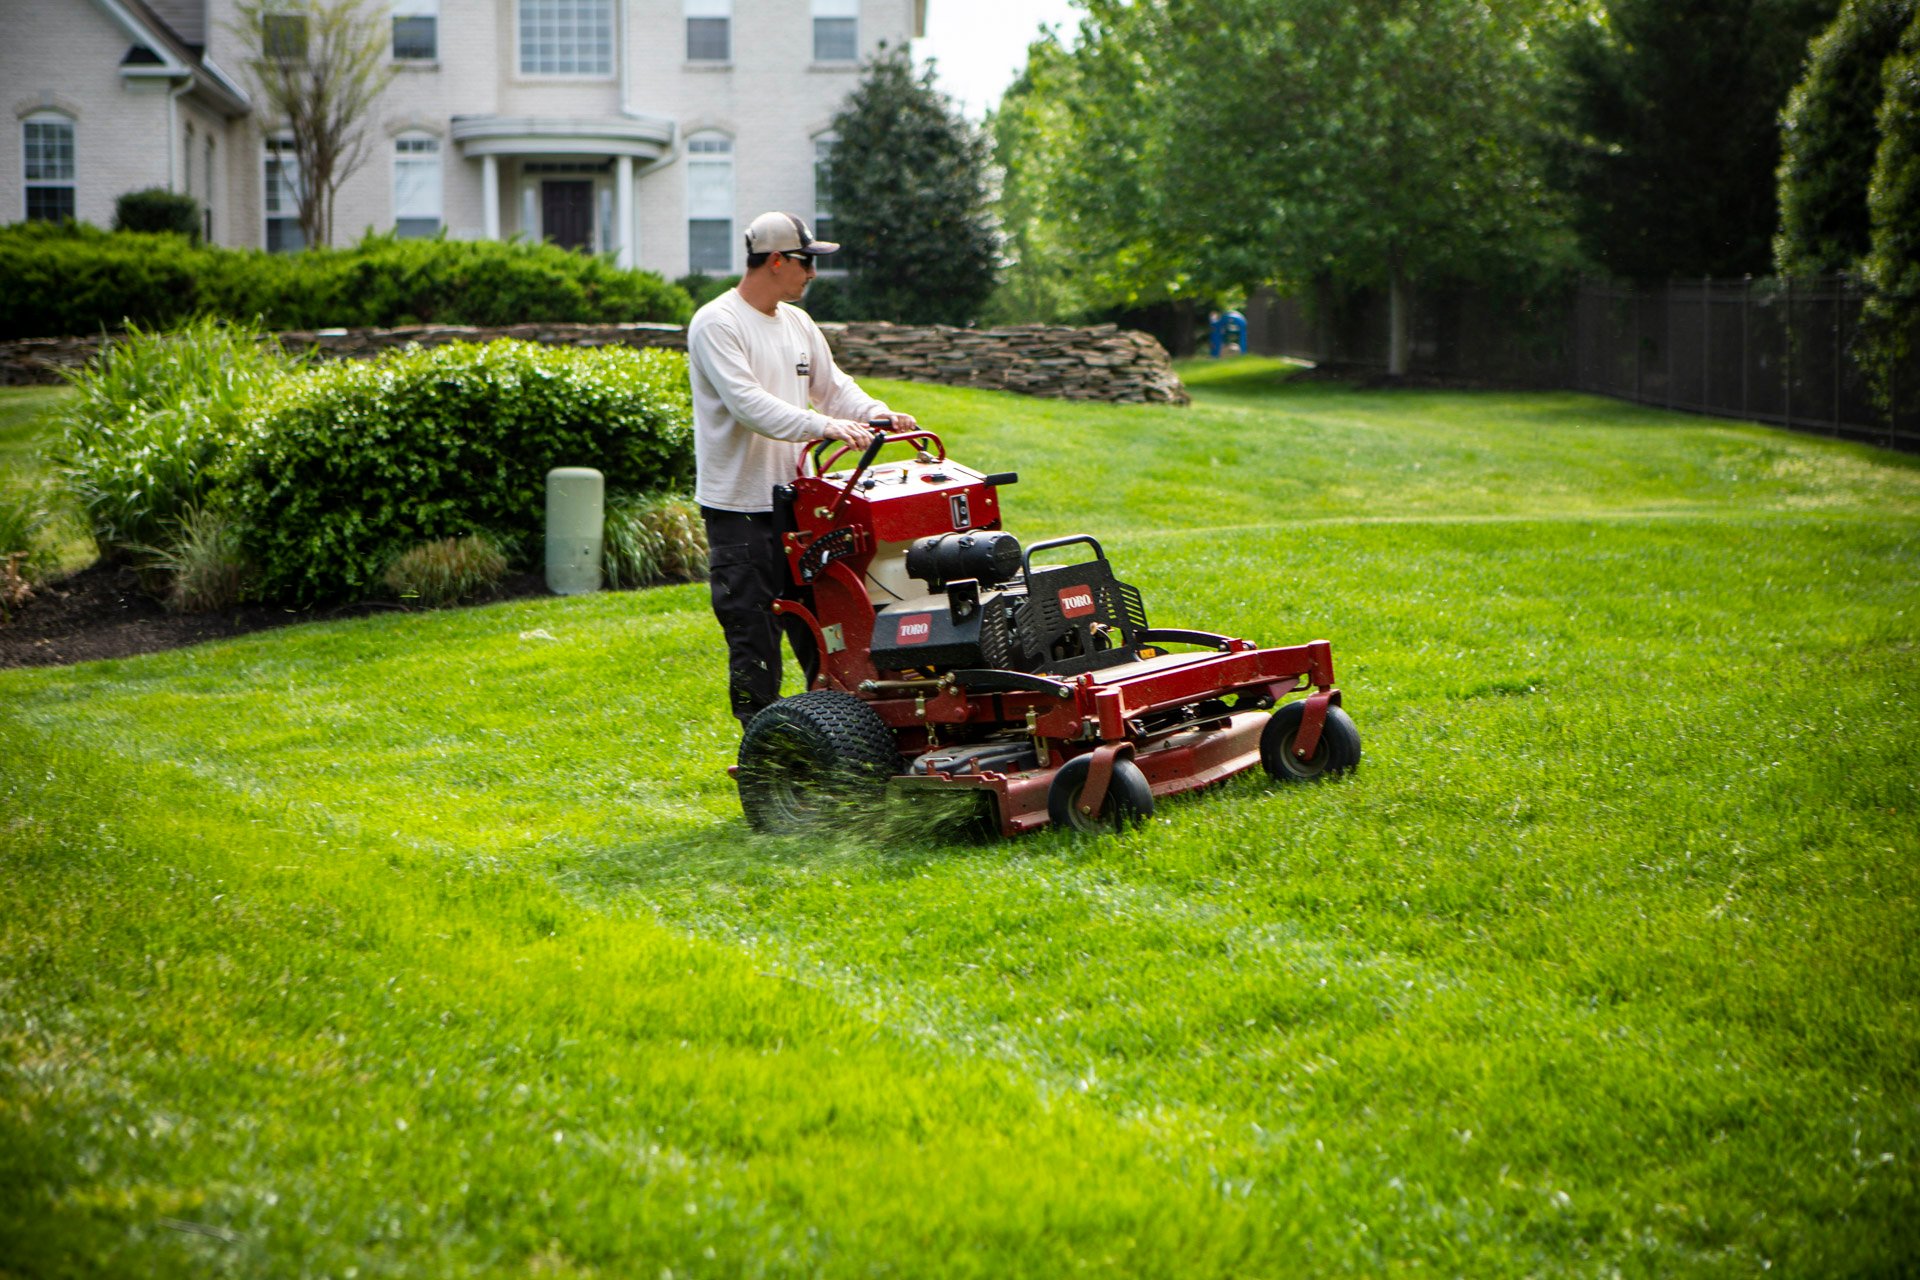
[824,46,999,325]
[992,0,1578,373]
[230,0,395,250]
[1860,9,1920,405]
[1775,0,1915,275]
[1550,0,1838,280]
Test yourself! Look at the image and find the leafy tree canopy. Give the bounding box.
[1550,0,1838,280]
[229,0,395,250]
[824,47,999,326]
[1775,0,1916,275]
[1860,8,1920,404]
[992,0,1580,368]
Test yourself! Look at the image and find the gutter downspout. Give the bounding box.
[167,72,197,192]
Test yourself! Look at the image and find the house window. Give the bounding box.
[685,0,729,62]
[686,133,733,274]
[392,0,438,60]
[262,3,308,60]
[184,121,194,196]
[519,0,613,76]
[812,0,857,62]
[813,133,845,269]
[393,134,441,237]
[23,113,76,222]
[204,135,216,240]
[264,135,304,252]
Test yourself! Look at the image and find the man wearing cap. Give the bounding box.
[687,211,918,730]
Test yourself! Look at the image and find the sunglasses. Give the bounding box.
[779,252,817,272]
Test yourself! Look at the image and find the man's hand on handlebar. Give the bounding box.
[820,418,876,448]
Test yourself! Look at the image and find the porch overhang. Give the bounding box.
[450,114,675,163]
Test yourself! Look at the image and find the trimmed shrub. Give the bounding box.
[114,187,202,241]
[0,224,207,342]
[382,533,510,606]
[233,340,693,604]
[0,225,694,339]
[54,317,306,556]
[604,491,708,588]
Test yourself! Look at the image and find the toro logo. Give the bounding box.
[895,613,934,645]
[1057,585,1097,619]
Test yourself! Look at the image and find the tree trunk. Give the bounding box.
[1388,269,1410,377]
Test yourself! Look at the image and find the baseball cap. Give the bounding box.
[743,211,840,256]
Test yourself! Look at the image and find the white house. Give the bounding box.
[2,0,926,278]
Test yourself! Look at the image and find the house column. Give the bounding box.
[481,154,500,240]
[615,154,634,268]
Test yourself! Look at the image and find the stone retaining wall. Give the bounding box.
[0,320,1189,405]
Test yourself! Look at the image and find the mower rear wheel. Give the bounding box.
[737,691,901,832]
[1260,701,1362,782]
[1047,754,1154,834]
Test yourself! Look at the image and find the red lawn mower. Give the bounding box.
[733,425,1361,836]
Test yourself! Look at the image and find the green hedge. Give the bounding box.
[231,340,693,604]
[0,225,693,339]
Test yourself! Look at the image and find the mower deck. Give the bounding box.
[858,636,1341,835]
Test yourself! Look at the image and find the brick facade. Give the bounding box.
[3,0,923,279]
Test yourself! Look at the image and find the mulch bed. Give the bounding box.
[1,562,553,670]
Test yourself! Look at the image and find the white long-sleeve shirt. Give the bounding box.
[687,289,890,512]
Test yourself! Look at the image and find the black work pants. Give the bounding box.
[701,506,819,728]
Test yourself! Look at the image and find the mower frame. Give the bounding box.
[735,427,1354,835]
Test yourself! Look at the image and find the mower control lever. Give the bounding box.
[826,425,894,523]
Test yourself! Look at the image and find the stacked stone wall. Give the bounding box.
[0,321,1189,405]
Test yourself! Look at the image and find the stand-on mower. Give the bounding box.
[733,425,1360,836]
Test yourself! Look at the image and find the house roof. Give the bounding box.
[91,0,251,117]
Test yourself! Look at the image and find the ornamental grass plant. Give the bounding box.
[603,491,708,587]
[381,532,510,606]
[53,317,303,558]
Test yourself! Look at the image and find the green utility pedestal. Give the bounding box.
[545,467,604,595]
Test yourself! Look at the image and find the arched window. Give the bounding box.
[685,0,730,61]
[686,132,734,274]
[22,111,76,222]
[393,133,442,237]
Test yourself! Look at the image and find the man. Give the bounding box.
[687,211,918,729]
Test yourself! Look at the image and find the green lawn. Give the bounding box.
[1,385,94,576]
[3,360,1917,1276]
[0,386,68,480]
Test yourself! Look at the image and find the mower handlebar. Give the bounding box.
[801,422,948,478]
[1022,534,1106,579]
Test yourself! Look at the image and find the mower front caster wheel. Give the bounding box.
[1048,754,1155,834]
[1260,701,1362,782]
[737,691,902,832]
